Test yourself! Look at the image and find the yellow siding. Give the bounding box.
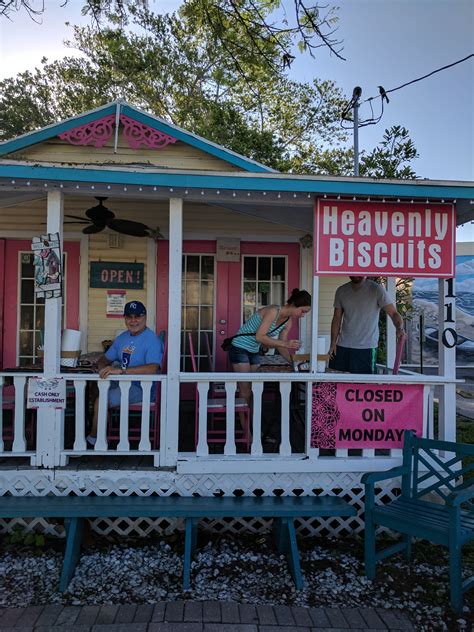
[0,201,46,232]
[182,203,303,239]
[87,234,148,352]
[318,276,346,335]
[0,196,303,241]
[7,137,243,172]
[0,195,306,353]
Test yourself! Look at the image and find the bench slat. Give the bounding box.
[374,499,474,538]
[0,495,356,519]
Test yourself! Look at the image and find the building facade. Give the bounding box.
[0,101,472,537]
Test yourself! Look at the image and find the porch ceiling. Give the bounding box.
[0,165,473,228]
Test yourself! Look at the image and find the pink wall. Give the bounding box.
[1,240,80,369]
[0,240,4,370]
[156,240,301,370]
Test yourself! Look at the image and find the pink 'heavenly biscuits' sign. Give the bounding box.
[311,383,424,449]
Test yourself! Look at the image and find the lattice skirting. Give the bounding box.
[0,470,400,538]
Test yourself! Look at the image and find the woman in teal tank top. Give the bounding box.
[228,288,311,405]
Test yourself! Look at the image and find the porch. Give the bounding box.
[0,367,450,471]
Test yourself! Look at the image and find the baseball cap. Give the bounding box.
[124,301,147,317]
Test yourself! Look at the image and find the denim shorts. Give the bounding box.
[228,344,262,366]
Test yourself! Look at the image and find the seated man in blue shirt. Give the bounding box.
[87,300,163,446]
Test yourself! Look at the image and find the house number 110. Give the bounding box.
[442,277,457,349]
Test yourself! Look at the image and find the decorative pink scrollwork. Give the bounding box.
[120,114,177,150]
[310,382,340,449]
[58,115,116,148]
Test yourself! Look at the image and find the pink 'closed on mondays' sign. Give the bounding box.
[311,383,424,449]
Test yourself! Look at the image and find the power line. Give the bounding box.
[340,53,474,173]
[341,53,473,129]
[364,53,474,103]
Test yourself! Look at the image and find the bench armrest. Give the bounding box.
[361,466,408,486]
[362,466,408,512]
[446,485,474,507]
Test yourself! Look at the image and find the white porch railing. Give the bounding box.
[0,373,166,466]
[0,373,32,458]
[0,370,458,470]
[177,371,451,472]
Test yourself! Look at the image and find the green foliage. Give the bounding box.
[376,277,414,365]
[0,4,347,171]
[0,6,420,179]
[5,525,46,553]
[2,0,344,72]
[360,125,419,179]
[288,125,420,179]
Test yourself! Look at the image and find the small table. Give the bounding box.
[258,354,293,373]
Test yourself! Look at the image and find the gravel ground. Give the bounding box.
[0,532,472,631]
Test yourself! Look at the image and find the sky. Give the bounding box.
[0,0,473,242]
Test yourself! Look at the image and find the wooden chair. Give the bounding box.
[203,331,214,371]
[362,430,474,613]
[108,397,160,449]
[2,384,37,448]
[203,331,226,397]
[159,330,168,374]
[107,335,166,449]
[187,332,251,449]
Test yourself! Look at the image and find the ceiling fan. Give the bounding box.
[65,197,152,237]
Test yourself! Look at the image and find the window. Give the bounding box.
[242,256,287,322]
[18,252,66,366]
[181,254,215,371]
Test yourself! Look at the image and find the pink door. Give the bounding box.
[156,241,300,372]
[1,240,80,369]
[0,239,4,368]
[215,243,300,370]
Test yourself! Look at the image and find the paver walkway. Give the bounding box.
[0,601,415,631]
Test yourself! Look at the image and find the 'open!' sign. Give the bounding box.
[90,262,144,289]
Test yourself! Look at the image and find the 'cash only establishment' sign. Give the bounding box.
[314,200,455,277]
[27,377,66,410]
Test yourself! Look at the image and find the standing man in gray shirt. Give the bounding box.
[328,276,405,374]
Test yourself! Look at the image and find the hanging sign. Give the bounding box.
[107,289,126,317]
[90,262,144,289]
[31,233,63,298]
[217,238,241,262]
[311,382,424,449]
[314,200,455,277]
[27,376,66,409]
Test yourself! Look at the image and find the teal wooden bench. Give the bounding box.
[0,494,355,592]
[362,430,474,613]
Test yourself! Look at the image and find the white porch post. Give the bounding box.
[438,277,456,442]
[310,273,320,373]
[34,190,65,467]
[308,216,319,457]
[386,277,397,370]
[162,197,183,466]
[146,238,157,331]
[299,243,312,353]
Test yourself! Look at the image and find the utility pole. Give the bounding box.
[352,86,362,176]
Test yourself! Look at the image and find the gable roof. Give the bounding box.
[0,100,276,174]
